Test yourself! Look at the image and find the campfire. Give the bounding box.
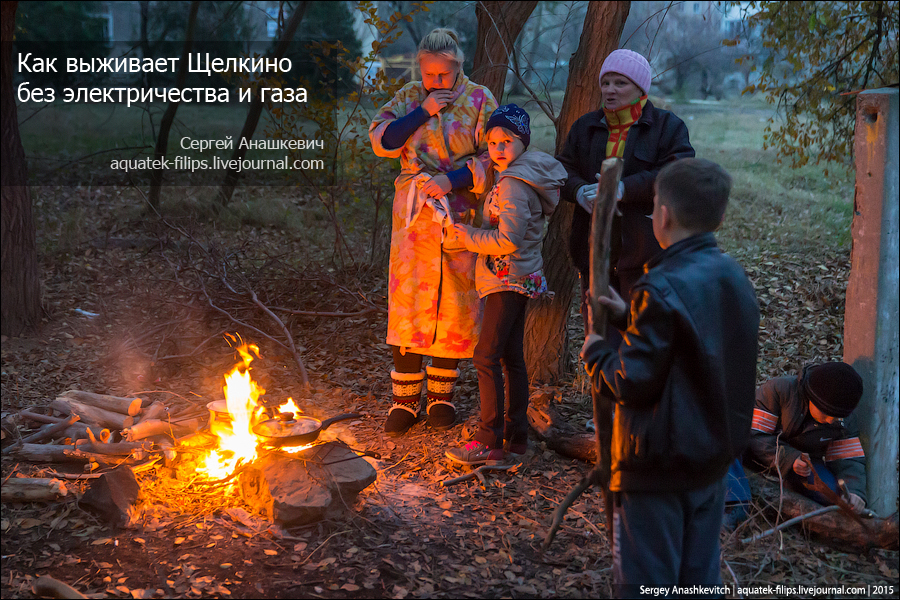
[200,343,312,481]
[4,338,377,528]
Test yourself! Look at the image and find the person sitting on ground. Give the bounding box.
[746,362,868,513]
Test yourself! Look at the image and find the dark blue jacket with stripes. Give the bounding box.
[749,371,867,502]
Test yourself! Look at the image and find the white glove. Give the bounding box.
[576,184,597,214]
[617,181,624,202]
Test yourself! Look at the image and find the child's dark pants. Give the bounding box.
[473,291,529,449]
[612,478,726,597]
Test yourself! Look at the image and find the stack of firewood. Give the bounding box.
[1,390,211,501]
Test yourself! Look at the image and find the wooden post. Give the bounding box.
[844,88,899,517]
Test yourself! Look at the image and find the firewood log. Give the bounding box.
[2,415,82,455]
[13,443,117,464]
[746,471,899,550]
[19,410,63,425]
[50,399,133,430]
[62,423,99,442]
[135,401,168,423]
[58,389,142,416]
[32,575,87,599]
[526,389,596,463]
[1,477,68,502]
[22,415,80,444]
[74,439,152,455]
[123,419,194,441]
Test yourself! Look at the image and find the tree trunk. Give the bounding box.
[1,2,41,338]
[147,0,200,210]
[518,2,544,95]
[524,1,631,383]
[471,1,538,100]
[217,2,308,207]
[0,2,41,336]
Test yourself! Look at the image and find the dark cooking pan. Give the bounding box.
[252,412,361,447]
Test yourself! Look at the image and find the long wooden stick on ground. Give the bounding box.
[740,505,840,544]
[441,464,517,487]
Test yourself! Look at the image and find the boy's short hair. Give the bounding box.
[655,158,732,231]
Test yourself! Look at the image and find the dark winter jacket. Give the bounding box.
[556,101,694,284]
[582,233,760,492]
[748,372,867,502]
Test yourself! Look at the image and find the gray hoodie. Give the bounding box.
[460,150,567,296]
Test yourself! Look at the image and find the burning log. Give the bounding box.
[57,390,143,417]
[50,398,133,430]
[1,477,68,502]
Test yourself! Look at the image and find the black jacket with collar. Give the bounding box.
[582,233,760,492]
[556,101,695,278]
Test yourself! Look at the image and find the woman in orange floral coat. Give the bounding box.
[369,28,497,436]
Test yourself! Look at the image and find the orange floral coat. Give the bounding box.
[369,75,497,358]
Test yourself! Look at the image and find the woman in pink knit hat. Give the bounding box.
[557,48,695,339]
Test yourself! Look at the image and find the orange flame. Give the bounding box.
[272,397,313,454]
[200,344,265,479]
[199,345,312,478]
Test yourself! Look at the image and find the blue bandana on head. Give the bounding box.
[486,103,531,148]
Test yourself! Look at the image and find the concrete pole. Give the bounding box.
[844,88,899,517]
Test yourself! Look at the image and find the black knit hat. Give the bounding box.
[802,362,864,418]
[486,104,531,148]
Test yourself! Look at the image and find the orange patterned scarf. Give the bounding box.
[604,96,648,158]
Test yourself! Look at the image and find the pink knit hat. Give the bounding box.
[599,49,652,95]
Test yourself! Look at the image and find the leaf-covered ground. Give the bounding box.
[2,181,897,599]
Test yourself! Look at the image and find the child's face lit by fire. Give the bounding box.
[487,127,525,172]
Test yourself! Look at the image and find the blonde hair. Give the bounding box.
[417,28,464,66]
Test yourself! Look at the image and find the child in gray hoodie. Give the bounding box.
[444,104,567,465]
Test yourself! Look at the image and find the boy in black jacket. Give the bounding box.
[582,158,759,595]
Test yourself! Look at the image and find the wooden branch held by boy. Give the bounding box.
[800,454,874,527]
[543,157,623,553]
